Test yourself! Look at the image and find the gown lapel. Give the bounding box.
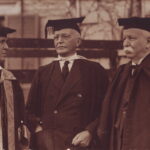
[55,60,83,106]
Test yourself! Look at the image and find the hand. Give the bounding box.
[35,125,43,133]
[18,125,30,146]
[18,125,30,139]
[72,130,92,147]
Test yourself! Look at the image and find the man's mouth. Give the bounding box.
[2,51,7,55]
[56,46,66,49]
[123,48,133,54]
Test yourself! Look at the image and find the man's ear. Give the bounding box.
[76,37,81,47]
[146,37,150,49]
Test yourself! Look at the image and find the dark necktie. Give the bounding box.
[130,65,139,76]
[62,61,69,80]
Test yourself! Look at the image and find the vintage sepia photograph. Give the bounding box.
[0,0,149,150]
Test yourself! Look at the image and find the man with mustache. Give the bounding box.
[98,17,150,150]
[0,17,26,150]
[26,17,108,150]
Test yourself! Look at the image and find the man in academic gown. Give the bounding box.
[0,22,26,149]
[97,17,150,150]
[26,17,108,150]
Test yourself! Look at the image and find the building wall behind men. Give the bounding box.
[0,0,149,39]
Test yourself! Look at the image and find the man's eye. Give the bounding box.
[129,36,137,40]
[62,35,70,38]
[123,37,126,41]
[54,36,58,39]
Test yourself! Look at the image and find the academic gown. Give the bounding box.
[26,59,108,150]
[0,68,25,150]
[98,54,150,150]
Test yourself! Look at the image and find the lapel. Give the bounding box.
[55,59,84,106]
[50,61,64,90]
[108,64,130,123]
[140,53,150,76]
[0,68,16,150]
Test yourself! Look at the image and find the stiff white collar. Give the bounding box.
[55,53,86,61]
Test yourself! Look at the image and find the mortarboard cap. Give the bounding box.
[0,26,16,37]
[0,15,16,37]
[118,17,150,32]
[45,16,85,38]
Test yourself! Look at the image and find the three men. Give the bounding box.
[98,17,150,150]
[26,17,108,150]
[0,24,25,149]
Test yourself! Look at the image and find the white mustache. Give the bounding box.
[123,47,134,53]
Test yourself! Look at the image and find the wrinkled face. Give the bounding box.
[123,28,150,61]
[0,37,8,61]
[54,28,81,57]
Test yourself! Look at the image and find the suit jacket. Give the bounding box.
[27,59,108,150]
[98,54,150,150]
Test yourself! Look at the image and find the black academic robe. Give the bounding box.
[0,69,25,150]
[97,54,150,150]
[26,59,108,150]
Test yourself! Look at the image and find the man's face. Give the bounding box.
[54,28,81,57]
[0,37,8,61]
[123,28,150,61]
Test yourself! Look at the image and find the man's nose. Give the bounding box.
[57,36,64,43]
[123,38,130,47]
[3,42,8,50]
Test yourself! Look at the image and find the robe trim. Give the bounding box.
[0,68,16,150]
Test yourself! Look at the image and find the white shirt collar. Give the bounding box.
[55,53,86,71]
[55,53,86,61]
[57,53,78,61]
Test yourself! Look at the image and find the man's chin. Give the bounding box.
[57,50,69,56]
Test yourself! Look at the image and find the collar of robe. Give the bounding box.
[0,68,16,83]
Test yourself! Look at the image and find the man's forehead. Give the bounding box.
[54,28,78,35]
[123,28,150,36]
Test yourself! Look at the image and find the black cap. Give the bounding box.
[0,16,16,37]
[0,26,16,37]
[45,16,85,38]
[118,17,150,32]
